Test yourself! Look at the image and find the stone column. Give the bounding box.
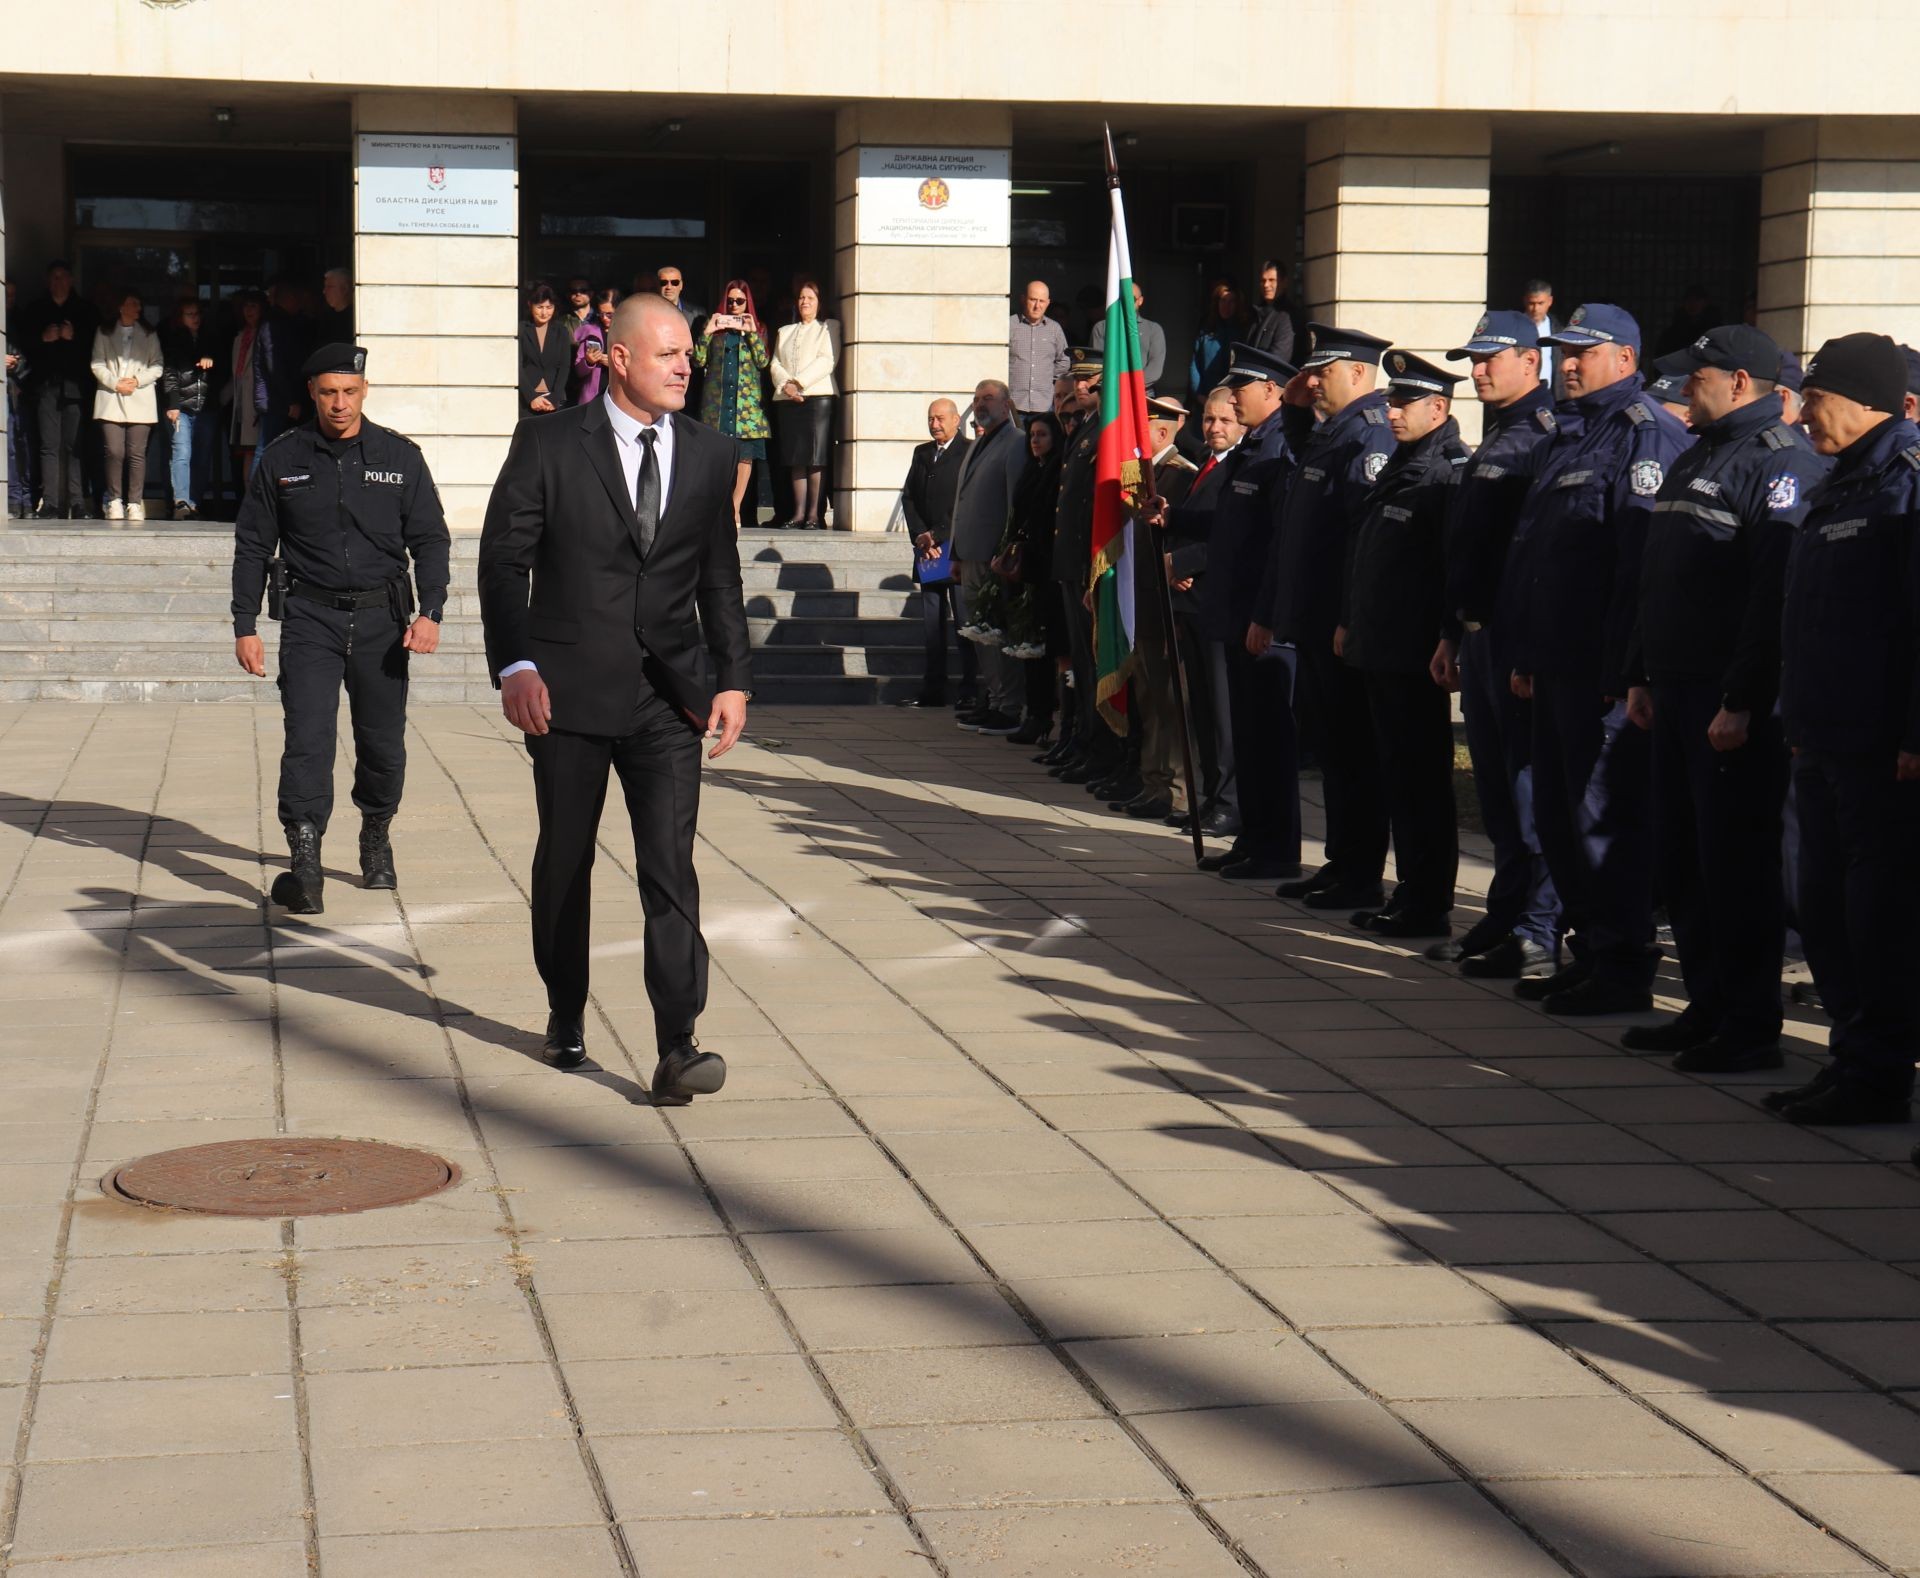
[1303,113,1492,440]
[834,104,1012,533]
[1760,119,1920,359]
[0,97,9,512]
[352,92,519,531]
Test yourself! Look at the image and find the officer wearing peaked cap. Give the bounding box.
[1339,351,1470,938]
[1502,304,1690,1017]
[1257,321,1397,910]
[1429,310,1563,980]
[1623,324,1828,1076]
[1767,333,1920,1126]
[231,343,451,915]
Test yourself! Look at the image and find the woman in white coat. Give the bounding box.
[90,290,164,522]
[769,280,841,529]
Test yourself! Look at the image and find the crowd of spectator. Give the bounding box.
[4,259,356,522]
[517,265,842,530]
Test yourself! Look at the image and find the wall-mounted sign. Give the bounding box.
[856,147,1009,247]
[356,134,517,236]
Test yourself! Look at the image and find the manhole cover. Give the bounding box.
[103,1138,460,1218]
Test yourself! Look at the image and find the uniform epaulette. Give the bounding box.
[1760,424,1794,450]
[1625,402,1652,426]
[1901,445,1920,471]
[1363,406,1387,426]
[1536,408,1558,433]
[258,426,304,453]
[1161,453,1198,473]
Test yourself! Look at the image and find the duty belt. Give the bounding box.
[288,580,396,612]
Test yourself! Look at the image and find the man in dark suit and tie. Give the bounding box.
[479,294,753,1105]
[902,397,973,708]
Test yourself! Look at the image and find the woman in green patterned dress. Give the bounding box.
[692,278,771,528]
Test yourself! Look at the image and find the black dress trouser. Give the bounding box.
[1363,668,1459,916]
[1296,645,1388,883]
[35,386,84,511]
[525,684,707,1051]
[276,599,408,834]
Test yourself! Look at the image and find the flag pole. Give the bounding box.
[1106,128,1206,867]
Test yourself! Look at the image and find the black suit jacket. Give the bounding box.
[478,401,754,736]
[901,436,970,543]
[517,321,573,412]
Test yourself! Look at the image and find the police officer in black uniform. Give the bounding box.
[232,344,451,914]
[1339,351,1469,937]
[1623,325,1828,1075]
[1258,323,1397,910]
[1628,328,1820,1082]
[1768,333,1919,1126]
[1432,310,1562,979]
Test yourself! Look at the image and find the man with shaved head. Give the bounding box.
[480,292,753,1105]
[1009,280,1070,423]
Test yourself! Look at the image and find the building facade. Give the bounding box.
[3,0,1917,529]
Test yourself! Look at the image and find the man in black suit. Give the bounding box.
[479,294,753,1105]
[901,397,973,708]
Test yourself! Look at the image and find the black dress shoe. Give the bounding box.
[1198,809,1242,840]
[1057,761,1097,784]
[1763,1064,1839,1113]
[1621,1012,1718,1054]
[1365,910,1452,940]
[542,1012,586,1069]
[652,1040,727,1106]
[1301,882,1386,911]
[1780,1082,1911,1127]
[1542,977,1653,1017]
[1515,956,1592,1001]
[1196,847,1246,873]
[1275,866,1338,900]
[1461,937,1555,979]
[1007,718,1048,745]
[899,694,946,709]
[1672,1037,1784,1074]
[1040,737,1076,766]
[1425,917,1507,963]
[1218,855,1296,881]
[1127,796,1174,820]
[1092,773,1139,800]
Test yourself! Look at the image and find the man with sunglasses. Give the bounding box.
[654,265,705,328]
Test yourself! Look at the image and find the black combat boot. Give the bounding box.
[360,815,397,890]
[270,821,324,914]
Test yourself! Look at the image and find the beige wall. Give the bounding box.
[1759,117,1920,358]
[833,103,1011,533]
[1304,113,1492,442]
[2,2,1916,117]
[353,93,518,531]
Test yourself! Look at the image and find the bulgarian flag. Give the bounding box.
[1089,138,1154,734]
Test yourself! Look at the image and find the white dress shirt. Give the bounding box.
[499,394,676,679]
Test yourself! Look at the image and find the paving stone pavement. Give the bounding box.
[0,699,1917,1577]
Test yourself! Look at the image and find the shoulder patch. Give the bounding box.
[1629,458,1664,497]
[1536,408,1558,433]
[1363,451,1389,482]
[1903,445,1920,472]
[1625,402,1652,426]
[1760,424,1793,451]
[1765,474,1799,511]
[1363,406,1387,426]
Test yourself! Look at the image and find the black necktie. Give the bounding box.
[635,428,660,557]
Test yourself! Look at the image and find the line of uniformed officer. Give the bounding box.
[230,343,451,915]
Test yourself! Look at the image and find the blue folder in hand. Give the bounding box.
[916,542,952,585]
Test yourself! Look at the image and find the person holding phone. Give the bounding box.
[692,280,770,528]
[571,288,619,407]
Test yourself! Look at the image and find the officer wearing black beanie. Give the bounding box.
[1769,330,1920,1126]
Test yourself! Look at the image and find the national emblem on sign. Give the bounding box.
[1630,459,1664,497]
[1766,473,1799,511]
[427,165,446,189]
[917,177,950,211]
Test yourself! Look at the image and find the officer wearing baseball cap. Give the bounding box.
[1258,322,1397,908]
[1502,304,1690,1016]
[230,343,451,914]
[1767,332,1920,1125]
[1430,309,1563,980]
[1339,351,1470,937]
[1622,324,1828,1075]
[1188,341,1304,877]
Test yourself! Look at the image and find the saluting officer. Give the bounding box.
[1431,310,1562,980]
[1505,305,1690,1016]
[1257,322,1397,911]
[232,344,450,914]
[1338,351,1469,938]
[1623,325,1828,1075]
[1767,334,1919,1126]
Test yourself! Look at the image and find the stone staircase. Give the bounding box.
[0,523,935,705]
